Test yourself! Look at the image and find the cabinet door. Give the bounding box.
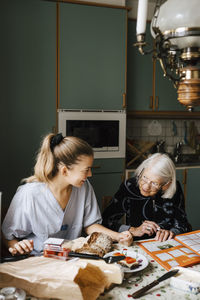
[127,20,153,111]
[185,168,200,230]
[59,3,126,110]
[89,158,125,211]
[89,172,124,212]
[176,169,186,199]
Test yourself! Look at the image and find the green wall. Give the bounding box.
[0,0,56,219]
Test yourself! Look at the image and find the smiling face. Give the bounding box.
[66,155,93,187]
[138,167,165,197]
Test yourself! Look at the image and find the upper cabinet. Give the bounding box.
[127,20,152,111]
[59,3,127,110]
[127,19,193,112]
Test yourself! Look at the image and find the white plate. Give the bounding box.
[104,250,148,273]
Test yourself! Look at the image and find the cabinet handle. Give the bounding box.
[52,126,56,134]
[121,173,125,182]
[182,169,187,184]
[149,96,153,109]
[122,93,126,108]
[182,169,187,209]
[92,165,101,169]
[155,96,159,110]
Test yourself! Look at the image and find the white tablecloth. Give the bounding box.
[17,241,200,300]
[98,242,200,300]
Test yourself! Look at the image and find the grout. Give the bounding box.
[127,119,200,149]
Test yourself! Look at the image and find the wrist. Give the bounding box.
[110,231,121,242]
[7,239,18,248]
[129,226,136,237]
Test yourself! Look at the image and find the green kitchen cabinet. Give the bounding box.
[127,20,152,111]
[176,167,200,230]
[185,168,200,230]
[1,0,56,218]
[127,19,189,112]
[89,158,125,211]
[176,169,185,195]
[59,3,127,110]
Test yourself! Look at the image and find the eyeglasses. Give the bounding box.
[139,174,163,191]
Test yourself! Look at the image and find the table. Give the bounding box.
[3,241,200,300]
[97,242,200,300]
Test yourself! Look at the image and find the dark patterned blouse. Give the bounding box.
[102,177,191,240]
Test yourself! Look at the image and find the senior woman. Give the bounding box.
[102,153,191,242]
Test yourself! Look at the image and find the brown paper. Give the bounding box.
[0,256,123,300]
[0,257,107,300]
[75,259,123,287]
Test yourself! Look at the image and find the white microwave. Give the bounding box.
[58,109,126,159]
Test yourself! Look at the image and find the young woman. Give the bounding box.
[102,153,191,242]
[2,133,132,255]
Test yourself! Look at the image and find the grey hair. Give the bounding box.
[134,153,176,199]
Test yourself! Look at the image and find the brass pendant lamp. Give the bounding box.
[135,0,200,111]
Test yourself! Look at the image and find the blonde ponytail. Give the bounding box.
[24,133,93,183]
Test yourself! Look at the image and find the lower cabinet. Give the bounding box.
[89,158,125,212]
[176,167,200,230]
[176,169,187,200]
[185,168,200,230]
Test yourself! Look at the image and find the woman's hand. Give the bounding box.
[117,231,133,247]
[129,220,160,237]
[8,239,34,255]
[155,229,175,242]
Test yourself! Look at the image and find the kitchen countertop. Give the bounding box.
[126,152,200,171]
[175,162,200,169]
[125,163,200,179]
[126,162,200,171]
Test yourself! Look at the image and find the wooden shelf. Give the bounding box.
[127,110,200,119]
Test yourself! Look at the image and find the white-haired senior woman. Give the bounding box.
[102,153,191,242]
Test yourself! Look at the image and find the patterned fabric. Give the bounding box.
[102,177,191,239]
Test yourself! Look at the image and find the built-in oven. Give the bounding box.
[58,109,126,158]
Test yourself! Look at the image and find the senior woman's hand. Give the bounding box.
[118,231,133,247]
[129,220,160,237]
[155,229,175,242]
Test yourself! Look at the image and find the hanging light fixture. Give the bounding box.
[135,0,200,112]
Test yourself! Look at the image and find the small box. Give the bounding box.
[170,267,200,295]
[43,238,71,261]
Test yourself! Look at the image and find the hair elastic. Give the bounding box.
[50,133,64,151]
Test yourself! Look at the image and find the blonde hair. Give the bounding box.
[25,133,93,183]
[134,153,176,199]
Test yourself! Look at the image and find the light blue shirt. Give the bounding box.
[2,180,102,253]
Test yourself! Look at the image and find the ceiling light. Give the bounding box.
[135,0,200,111]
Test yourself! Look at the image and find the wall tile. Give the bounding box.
[126,118,200,150]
